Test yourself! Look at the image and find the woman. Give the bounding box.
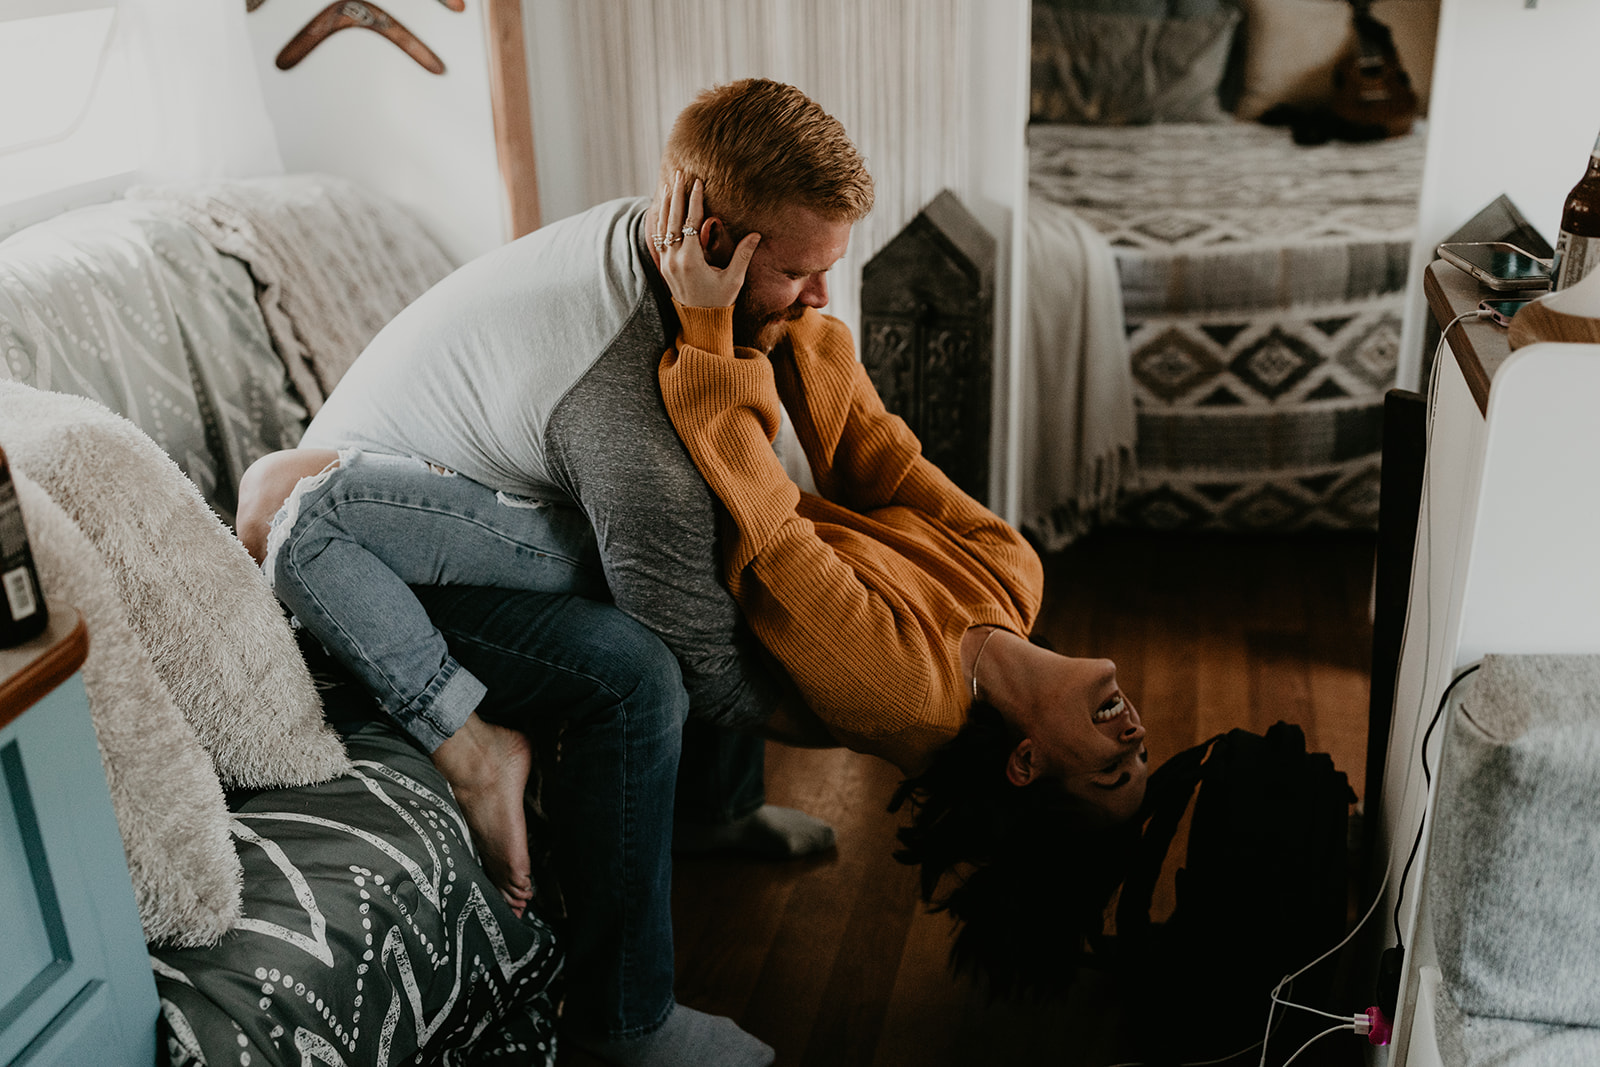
[651,168,1147,816]
[652,168,1149,992]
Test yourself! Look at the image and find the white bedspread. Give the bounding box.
[1023,195,1138,550]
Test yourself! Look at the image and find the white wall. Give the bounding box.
[245,0,508,265]
[1398,0,1600,389]
[522,0,584,225]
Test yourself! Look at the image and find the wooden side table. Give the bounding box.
[0,609,158,1065]
[1421,257,1517,415]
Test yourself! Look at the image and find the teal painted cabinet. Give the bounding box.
[0,610,157,1065]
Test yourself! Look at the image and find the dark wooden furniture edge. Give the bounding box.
[0,609,87,731]
[1362,389,1426,884]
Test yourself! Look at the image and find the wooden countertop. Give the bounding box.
[0,608,87,731]
[1422,259,1523,416]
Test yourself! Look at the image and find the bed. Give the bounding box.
[1021,0,1436,548]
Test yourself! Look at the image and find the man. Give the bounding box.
[237,78,874,1067]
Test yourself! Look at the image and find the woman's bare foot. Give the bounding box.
[431,713,535,916]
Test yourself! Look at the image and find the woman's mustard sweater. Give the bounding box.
[659,303,1043,773]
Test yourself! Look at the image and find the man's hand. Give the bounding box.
[655,170,761,309]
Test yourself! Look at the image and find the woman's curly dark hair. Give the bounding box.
[889,699,1139,1000]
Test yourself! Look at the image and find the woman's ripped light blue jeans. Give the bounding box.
[266,449,609,751]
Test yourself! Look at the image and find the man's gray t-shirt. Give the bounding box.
[301,197,780,728]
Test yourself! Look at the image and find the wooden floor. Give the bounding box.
[595,529,1378,1066]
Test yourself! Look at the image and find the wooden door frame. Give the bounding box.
[485,0,539,238]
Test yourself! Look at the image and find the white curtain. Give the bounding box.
[565,0,973,338]
[118,0,282,183]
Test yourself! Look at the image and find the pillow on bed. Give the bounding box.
[0,381,349,790]
[1031,5,1241,125]
[1233,0,1439,121]
[152,718,562,1067]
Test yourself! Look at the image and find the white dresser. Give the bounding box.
[1377,261,1600,1064]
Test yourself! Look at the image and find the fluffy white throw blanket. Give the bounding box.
[1022,196,1139,550]
[130,173,455,414]
[0,381,353,944]
[12,470,242,946]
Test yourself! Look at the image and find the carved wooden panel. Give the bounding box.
[861,190,995,502]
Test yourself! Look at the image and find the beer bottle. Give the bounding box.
[0,445,48,647]
[1551,128,1600,290]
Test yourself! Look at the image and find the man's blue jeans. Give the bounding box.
[411,585,683,1040]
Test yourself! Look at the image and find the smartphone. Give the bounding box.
[1477,296,1537,327]
[1437,242,1552,291]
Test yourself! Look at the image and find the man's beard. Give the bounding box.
[733,289,806,353]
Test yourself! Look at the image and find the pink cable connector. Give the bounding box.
[1354,1006,1393,1046]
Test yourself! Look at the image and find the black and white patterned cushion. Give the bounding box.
[151,715,562,1067]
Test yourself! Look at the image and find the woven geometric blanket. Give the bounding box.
[1028,121,1426,532]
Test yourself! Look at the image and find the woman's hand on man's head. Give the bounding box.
[654,170,761,309]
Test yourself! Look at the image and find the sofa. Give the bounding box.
[0,175,564,1065]
[1022,0,1439,545]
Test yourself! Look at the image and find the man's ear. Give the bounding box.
[1005,739,1037,788]
[700,217,735,269]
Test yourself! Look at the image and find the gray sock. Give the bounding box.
[575,1004,774,1067]
[673,804,837,859]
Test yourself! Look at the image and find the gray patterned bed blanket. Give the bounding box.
[1029,121,1426,533]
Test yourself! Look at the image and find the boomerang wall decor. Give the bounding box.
[275,1,447,74]
[259,0,454,74]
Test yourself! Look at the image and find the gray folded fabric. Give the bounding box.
[1429,654,1600,1027]
[1435,981,1600,1067]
